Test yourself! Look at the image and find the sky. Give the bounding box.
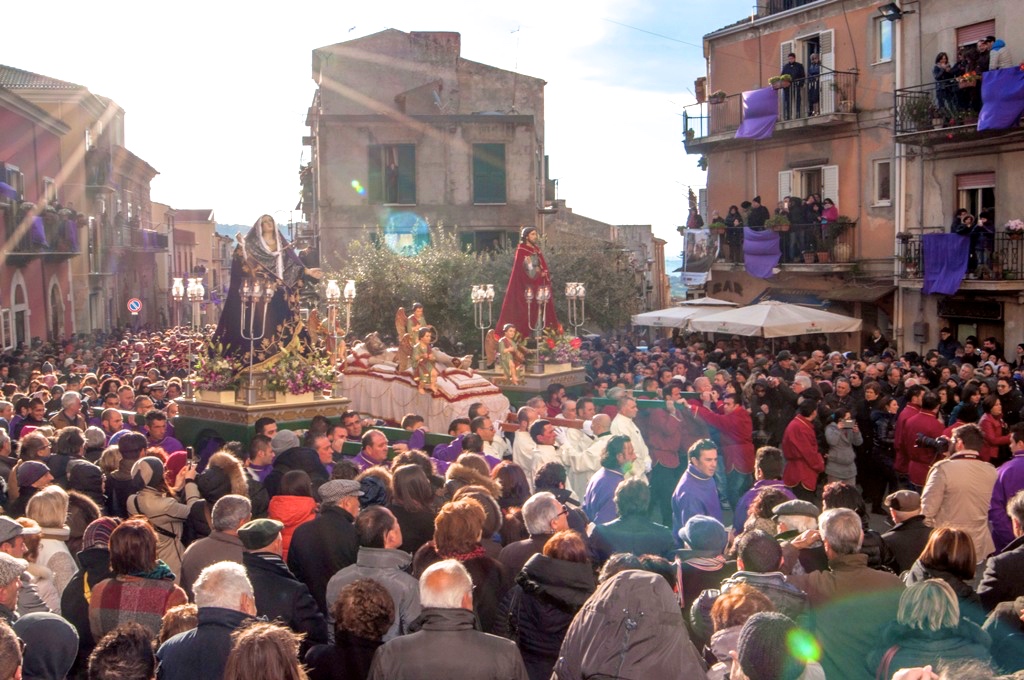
[1,0,753,258]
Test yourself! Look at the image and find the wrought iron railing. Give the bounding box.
[685,71,858,144]
[897,229,1024,281]
[894,81,983,136]
[712,221,857,265]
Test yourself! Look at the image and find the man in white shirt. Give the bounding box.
[523,419,562,487]
[554,400,577,448]
[512,406,540,487]
[610,396,651,481]
[566,413,611,499]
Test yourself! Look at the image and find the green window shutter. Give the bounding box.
[396,144,416,204]
[367,145,384,203]
[473,144,506,204]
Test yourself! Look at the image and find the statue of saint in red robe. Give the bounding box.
[495,227,560,338]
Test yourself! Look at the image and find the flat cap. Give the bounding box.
[884,490,921,512]
[238,518,284,550]
[772,499,819,520]
[318,479,363,506]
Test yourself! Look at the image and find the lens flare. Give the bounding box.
[350,180,366,196]
[787,628,821,663]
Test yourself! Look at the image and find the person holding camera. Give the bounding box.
[825,409,862,486]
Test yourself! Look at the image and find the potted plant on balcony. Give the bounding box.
[769,74,793,90]
[765,214,791,232]
[956,72,980,89]
[900,96,933,131]
[708,90,727,105]
[1005,218,1024,241]
[829,216,855,263]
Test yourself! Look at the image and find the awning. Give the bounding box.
[822,285,895,303]
[751,288,830,308]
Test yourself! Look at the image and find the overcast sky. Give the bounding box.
[2,0,752,258]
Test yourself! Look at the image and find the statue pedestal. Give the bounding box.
[478,364,588,405]
[174,395,351,448]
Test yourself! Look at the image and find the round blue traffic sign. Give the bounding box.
[127,298,143,313]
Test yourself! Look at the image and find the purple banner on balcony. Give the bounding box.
[742,227,781,278]
[922,234,969,296]
[30,216,47,248]
[735,87,778,140]
[978,67,1024,131]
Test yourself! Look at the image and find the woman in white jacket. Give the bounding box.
[127,456,199,579]
[26,485,77,612]
[825,408,862,486]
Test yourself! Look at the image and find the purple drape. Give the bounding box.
[735,87,778,140]
[742,227,781,278]
[978,67,1024,131]
[922,234,969,295]
[29,217,47,247]
[65,217,79,251]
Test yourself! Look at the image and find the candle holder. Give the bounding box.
[472,284,495,370]
[566,282,587,337]
[524,285,550,373]
[183,277,205,400]
[240,279,276,405]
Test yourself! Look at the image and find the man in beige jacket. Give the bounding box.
[920,423,998,560]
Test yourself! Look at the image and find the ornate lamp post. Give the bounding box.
[525,284,550,374]
[471,284,494,370]
[240,279,275,405]
[565,282,587,336]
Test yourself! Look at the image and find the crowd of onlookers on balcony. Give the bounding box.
[931,36,1014,124]
[950,208,998,279]
[2,199,83,255]
[707,193,844,265]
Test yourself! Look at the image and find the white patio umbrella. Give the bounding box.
[688,300,862,338]
[631,297,738,328]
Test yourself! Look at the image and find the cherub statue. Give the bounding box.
[486,323,526,385]
[412,325,439,394]
[394,303,425,371]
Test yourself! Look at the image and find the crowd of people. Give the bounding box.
[708,192,842,264]
[1,325,1024,679]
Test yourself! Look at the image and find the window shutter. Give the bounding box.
[473,143,507,204]
[823,165,839,205]
[956,172,995,190]
[396,145,416,204]
[779,41,794,72]
[957,21,995,47]
[367,146,383,203]
[819,30,836,114]
[778,170,792,202]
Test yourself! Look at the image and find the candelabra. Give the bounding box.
[240,279,276,405]
[170,277,185,330]
[324,279,347,399]
[471,284,495,370]
[185,277,205,399]
[524,284,551,374]
[565,282,587,336]
[343,280,356,338]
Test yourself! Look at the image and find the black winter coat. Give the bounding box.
[263,447,327,498]
[156,607,252,680]
[61,546,112,678]
[286,505,359,614]
[979,535,1024,613]
[905,561,986,625]
[867,619,990,677]
[494,554,596,680]
[242,551,327,648]
[589,515,675,565]
[412,542,509,633]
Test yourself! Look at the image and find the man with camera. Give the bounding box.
[920,423,998,562]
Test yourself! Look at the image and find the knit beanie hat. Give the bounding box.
[82,517,122,551]
[737,612,806,680]
[163,451,188,488]
[66,459,104,496]
[16,461,50,488]
[131,456,165,489]
[13,612,79,680]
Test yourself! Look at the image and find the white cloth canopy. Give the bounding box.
[688,300,862,338]
[631,298,738,328]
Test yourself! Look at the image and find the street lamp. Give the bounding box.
[525,284,550,374]
[240,279,276,405]
[471,284,495,370]
[566,282,587,336]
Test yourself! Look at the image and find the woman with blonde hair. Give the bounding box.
[224,621,308,680]
[26,485,77,609]
[868,579,991,677]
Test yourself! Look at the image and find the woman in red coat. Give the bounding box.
[978,395,1010,463]
[781,401,824,503]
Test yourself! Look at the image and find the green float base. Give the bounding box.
[174,395,351,448]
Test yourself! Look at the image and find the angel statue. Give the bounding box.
[395,304,471,373]
[412,326,439,394]
[485,323,526,385]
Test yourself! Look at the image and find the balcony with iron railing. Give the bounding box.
[894,80,1024,146]
[761,0,824,16]
[684,71,858,154]
[897,228,1024,287]
[3,204,82,267]
[708,221,858,270]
